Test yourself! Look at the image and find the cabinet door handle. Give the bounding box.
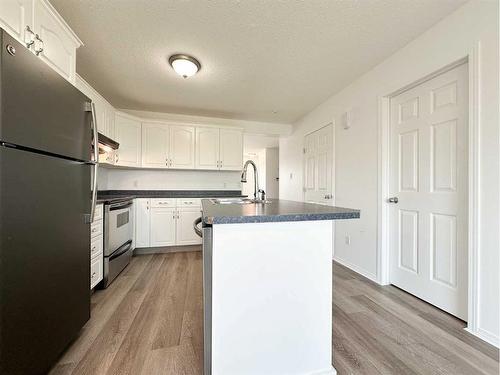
[34,34,44,56]
[25,26,35,49]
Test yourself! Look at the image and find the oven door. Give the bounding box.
[105,201,133,256]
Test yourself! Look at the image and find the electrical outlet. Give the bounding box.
[345,234,351,245]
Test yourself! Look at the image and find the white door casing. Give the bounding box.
[389,63,468,320]
[304,124,334,205]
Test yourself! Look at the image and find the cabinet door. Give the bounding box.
[115,114,142,167]
[93,97,107,135]
[135,199,150,248]
[176,208,202,245]
[33,0,79,83]
[150,207,176,247]
[219,129,243,170]
[195,127,219,170]
[0,0,33,45]
[169,125,195,169]
[105,105,115,139]
[142,123,169,168]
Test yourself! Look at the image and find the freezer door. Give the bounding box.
[0,30,92,162]
[0,146,91,375]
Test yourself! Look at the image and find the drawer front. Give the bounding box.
[93,204,103,222]
[90,256,103,289]
[150,198,176,208]
[91,220,103,238]
[91,234,103,260]
[177,198,201,207]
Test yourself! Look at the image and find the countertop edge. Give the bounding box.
[203,211,360,225]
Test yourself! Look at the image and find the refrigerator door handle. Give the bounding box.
[89,102,99,223]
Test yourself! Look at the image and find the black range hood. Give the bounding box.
[98,132,119,150]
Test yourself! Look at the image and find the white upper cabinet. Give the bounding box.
[0,0,82,83]
[0,0,33,45]
[105,105,115,139]
[196,127,220,170]
[170,125,195,169]
[219,128,243,170]
[75,75,115,138]
[142,123,169,168]
[114,114,141,167]
[32,0,82,83]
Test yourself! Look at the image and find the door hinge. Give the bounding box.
[303,148,306,154]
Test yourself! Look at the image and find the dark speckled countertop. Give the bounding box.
[201,199,360,224]
[97,190,246,204]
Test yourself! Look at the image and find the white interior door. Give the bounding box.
[389,63,468,320]
[304,124,333,205]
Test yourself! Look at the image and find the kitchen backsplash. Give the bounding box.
[98,168,242,191]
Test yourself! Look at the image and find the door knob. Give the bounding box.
[388,197,399,203]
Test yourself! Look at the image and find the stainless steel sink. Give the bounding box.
[209,198,271,205]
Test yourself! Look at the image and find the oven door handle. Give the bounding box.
[109,240,133,261]
[109,201,133,211]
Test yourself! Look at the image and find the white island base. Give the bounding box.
[205,220,336,375]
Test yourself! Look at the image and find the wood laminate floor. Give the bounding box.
[50,250,499,375]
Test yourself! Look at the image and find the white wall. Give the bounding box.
[279,0,499,345]
[101,168,241,191]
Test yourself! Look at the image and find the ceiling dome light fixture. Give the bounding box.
[168,54,201,78]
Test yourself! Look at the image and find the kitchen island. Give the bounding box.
[201,199,360,375]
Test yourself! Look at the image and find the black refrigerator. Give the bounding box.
[0,30,95,374]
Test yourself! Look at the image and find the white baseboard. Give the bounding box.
[134,244,201,255]
[333,256,379,284]
[465,327,500,348]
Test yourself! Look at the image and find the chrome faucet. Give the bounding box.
[241,160,266,201]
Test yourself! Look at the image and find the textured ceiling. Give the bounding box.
[51,0,466,123]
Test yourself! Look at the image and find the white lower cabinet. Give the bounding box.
[150,207,176,246]
[90,256,103,290]
[135,198,151,248]
[176,208,203,245]
[135,198,202,248]
[90,204,104,289]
